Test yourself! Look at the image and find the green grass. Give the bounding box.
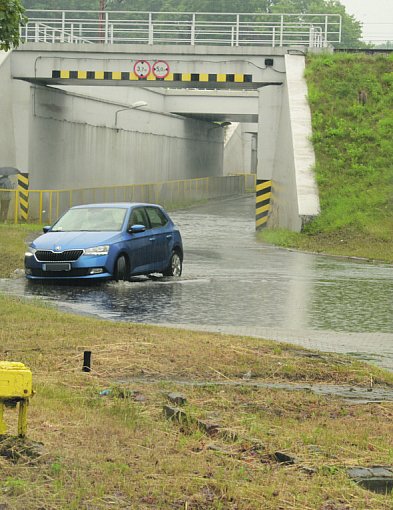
[0,223,43,278]
[259,53,393,262]
[1,294,393,509]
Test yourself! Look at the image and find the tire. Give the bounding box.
[114,255,128,282]
[163,251,182,277]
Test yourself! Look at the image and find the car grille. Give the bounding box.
[35,250,83,262]
[30,268,91,277]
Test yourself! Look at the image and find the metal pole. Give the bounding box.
[280,15,284,46]
[104,11,109,43]
[191,13,195,45]
[61,11,65,43]
[324,15,328,47]
[148,12,153,44]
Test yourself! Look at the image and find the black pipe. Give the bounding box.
[82,351,92,372]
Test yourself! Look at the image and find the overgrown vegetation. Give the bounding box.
[1,294,393,509]
[0,223,41,278]
[260,53,393,263]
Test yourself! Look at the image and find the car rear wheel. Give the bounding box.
[163,251,182,277]
[114,255,128,281]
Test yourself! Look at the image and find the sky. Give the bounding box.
[339,0,393,43]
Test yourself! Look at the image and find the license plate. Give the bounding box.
[42,263,71,272]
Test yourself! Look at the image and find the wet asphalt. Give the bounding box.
[1,195,393,370]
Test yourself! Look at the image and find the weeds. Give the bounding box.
[260,53,393,262]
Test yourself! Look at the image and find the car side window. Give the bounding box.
[128,207,149,229]
[145,207,168,228]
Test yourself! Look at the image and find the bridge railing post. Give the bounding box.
[235,14,240,46]
[279,14,284,46]
[191,13,195,45]
[105,12,109,44]
[148,13,153,44]
[60,11,65,43]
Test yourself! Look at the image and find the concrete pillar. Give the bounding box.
[0,52,16,168]
[257,85,283,180]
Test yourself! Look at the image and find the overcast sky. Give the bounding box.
[339,0,393,43]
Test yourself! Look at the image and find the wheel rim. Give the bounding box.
[171,253,182,276]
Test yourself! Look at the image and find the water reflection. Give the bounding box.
[1,195,392,368]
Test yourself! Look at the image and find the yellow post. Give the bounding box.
[13,189,18,224]
[0,362,33,437]
[17,400,28,437]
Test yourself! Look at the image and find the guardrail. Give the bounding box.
[1,174,256,225]
[21,10,341,48]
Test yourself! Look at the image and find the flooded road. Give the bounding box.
[1,195,393,369]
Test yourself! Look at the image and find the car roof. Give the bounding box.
[71,202,162,209]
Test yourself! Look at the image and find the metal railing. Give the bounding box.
[1,174,256,225]
[21,10,341,48]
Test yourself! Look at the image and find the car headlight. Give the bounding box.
[24,246,36,257]
[83,245,110,256]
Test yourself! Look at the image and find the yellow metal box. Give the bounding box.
[0,362,33,399]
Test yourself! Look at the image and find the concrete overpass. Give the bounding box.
[0,9,332,230]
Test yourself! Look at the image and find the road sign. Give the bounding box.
[152,60,170,79]
[133,60,151,79]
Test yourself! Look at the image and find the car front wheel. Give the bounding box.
[114,255,129,281]
[163,251,182,277]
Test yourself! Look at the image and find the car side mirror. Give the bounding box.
[43,226,51,233]
[128,224,146,234]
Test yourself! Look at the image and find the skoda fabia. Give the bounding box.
[24,203,183,281]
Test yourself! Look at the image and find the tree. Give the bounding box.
[0,0,27,50]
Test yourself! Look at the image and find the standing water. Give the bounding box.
[1,196,392,369]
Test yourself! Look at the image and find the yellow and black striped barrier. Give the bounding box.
[17,173,29,221]
[256,179,272,229]
[52,70,253,84]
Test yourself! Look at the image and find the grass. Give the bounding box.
[1,294,393,509]
[0,223,43,278]
[259,53,393,263]
[1,223,393,508]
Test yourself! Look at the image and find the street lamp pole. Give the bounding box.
[114,101,149,129]
[98,0,106,42]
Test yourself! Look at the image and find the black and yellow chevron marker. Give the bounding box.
[52,70,253,83]
[17,173,29,221]
[256,179,272,229]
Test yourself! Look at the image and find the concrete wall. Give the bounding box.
[28,85,224,190]
[223,123,253,175]
[0,52,16,169]
[256,55,319,231]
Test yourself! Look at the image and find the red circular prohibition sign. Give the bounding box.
[133,60,151,79]
[152,60,170,79]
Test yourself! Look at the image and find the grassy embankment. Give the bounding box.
[259,53,393,263]
[1,227,393,508]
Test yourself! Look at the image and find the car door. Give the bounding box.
[126,207,154,274]
[144,206,172,271]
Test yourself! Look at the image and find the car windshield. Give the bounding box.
[52,207,127,232]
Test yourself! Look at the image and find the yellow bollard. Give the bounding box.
[0,362,33,437]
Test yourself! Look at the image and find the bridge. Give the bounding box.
[0,10,341,230]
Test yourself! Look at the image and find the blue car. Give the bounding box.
[24,203,183,281]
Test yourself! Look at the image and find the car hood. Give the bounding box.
[31,231,121,250]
